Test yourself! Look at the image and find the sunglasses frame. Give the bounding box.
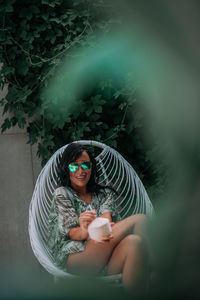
[68,161,92,172]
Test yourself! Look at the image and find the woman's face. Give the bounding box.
[69,151,92,190]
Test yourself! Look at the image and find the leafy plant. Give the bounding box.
[0,0,169,202]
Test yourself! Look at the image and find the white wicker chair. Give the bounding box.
[29,140,154,281]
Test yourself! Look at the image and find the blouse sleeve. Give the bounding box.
[54,187,79,237]
[99,189,117,216]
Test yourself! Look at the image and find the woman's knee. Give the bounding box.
[130,214,147,235]
[120,234,142,252]
[110,214,146,247]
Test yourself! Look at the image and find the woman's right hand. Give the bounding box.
[96,222,115,243]
[79,209,96,239]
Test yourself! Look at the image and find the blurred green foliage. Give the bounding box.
[0,0,168,203]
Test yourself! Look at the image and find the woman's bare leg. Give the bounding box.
[107,234,148,293]
[67,237,115,275]
[66,214,147,275]
[112,214,147,241]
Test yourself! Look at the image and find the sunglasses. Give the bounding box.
[68,161,92,172]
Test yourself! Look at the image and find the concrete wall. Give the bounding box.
[0,86,50,281]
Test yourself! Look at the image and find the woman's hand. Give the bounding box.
[94,221,115,243]
[79,209,96,239]
[100,233,113,242]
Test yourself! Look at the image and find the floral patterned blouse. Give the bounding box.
[47,186,121,271]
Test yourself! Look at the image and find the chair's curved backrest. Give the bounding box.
[29,140,154,277]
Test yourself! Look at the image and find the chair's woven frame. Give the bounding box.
[29,140,154,278]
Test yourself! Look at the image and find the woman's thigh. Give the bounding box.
[107,234,143,275]
[66,238,113,275]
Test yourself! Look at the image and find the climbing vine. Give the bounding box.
[0,0,169,201]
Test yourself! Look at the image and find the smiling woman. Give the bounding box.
[47,142,148,293]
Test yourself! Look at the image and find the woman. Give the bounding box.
[48,142,148,292]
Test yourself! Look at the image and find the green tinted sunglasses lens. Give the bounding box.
[68,161,92,172]
[68,163,79,172]
[81,161,92,170]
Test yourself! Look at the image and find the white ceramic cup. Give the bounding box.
[88,217,112,242]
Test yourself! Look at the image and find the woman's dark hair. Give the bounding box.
[57,143,102,193]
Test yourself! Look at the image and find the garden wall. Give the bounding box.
[0,86,48,280]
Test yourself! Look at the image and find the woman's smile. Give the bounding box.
[76,174,88,181]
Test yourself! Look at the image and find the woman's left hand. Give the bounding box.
[95,222,115,243]
[101,233,113,242]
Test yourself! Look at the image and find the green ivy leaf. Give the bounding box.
[1,118,11,133]
[18,116,26,128]
[41,0,56,7]
[114,91,121,99]
[3,66,15,76]
[5,4,14,12]
[94,106,102,113]
[30,5,40,14]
